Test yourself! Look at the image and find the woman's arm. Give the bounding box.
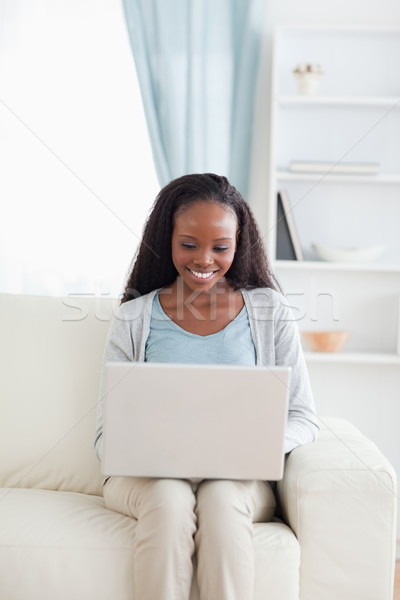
[94,304,135,462]
[274,297,319,453]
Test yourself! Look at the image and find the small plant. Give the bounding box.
[293,63,323,95]
[293,63,323,75]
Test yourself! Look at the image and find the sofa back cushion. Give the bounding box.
[0,293,118,495]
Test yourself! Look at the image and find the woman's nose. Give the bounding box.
[193,250,214,267]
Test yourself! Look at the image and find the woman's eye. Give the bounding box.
[180,243,229,252]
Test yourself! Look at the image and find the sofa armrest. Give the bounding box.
[277,417,397,600]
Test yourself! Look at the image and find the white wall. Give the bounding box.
[249,0,400,233]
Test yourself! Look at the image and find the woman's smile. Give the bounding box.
[187,268,219,281]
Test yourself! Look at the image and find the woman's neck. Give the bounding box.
[158,277,244,336]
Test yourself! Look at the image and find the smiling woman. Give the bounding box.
[0,0,158,297]
[95,172,319,600]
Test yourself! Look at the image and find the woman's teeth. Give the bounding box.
[190,269,214,279]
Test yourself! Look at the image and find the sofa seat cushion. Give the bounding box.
[0,488,135,600]
[0,487,300,600]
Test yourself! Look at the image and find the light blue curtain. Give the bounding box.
[122,0,266,197]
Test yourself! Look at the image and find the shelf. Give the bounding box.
[303,351,400,365]
[277,96,400,107]
[276,171,400,184]
[273,260,400,273]
[276,23,400,34]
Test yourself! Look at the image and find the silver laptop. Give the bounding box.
[102,362,291,481]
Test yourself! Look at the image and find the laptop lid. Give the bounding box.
[102,362,290,481]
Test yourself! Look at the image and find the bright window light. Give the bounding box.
[0,0,159,298]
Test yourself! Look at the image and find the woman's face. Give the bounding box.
[171,201,238,294]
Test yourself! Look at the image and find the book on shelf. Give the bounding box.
[289,160,380,175]
[276,190,303,261]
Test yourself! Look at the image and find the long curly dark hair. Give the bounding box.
[121,173,279,303]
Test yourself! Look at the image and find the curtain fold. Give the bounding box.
[122,0,266,197]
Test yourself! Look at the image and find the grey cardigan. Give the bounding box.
[94,287,319,462]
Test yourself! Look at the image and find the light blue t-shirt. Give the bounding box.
[145,292,256,366]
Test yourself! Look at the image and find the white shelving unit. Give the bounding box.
[268,25,400,550]
[269,24,400,359]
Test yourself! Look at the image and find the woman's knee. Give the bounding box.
[196,479,276,524]
[103,476,136,517]
[103,476,196,525]
[143,478,196,520]
[197,480,246,513]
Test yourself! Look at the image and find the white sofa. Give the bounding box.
[0,293,397,600]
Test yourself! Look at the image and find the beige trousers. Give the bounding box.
[103,476,276,600]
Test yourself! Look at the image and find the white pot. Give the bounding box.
[294,71,322,96]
